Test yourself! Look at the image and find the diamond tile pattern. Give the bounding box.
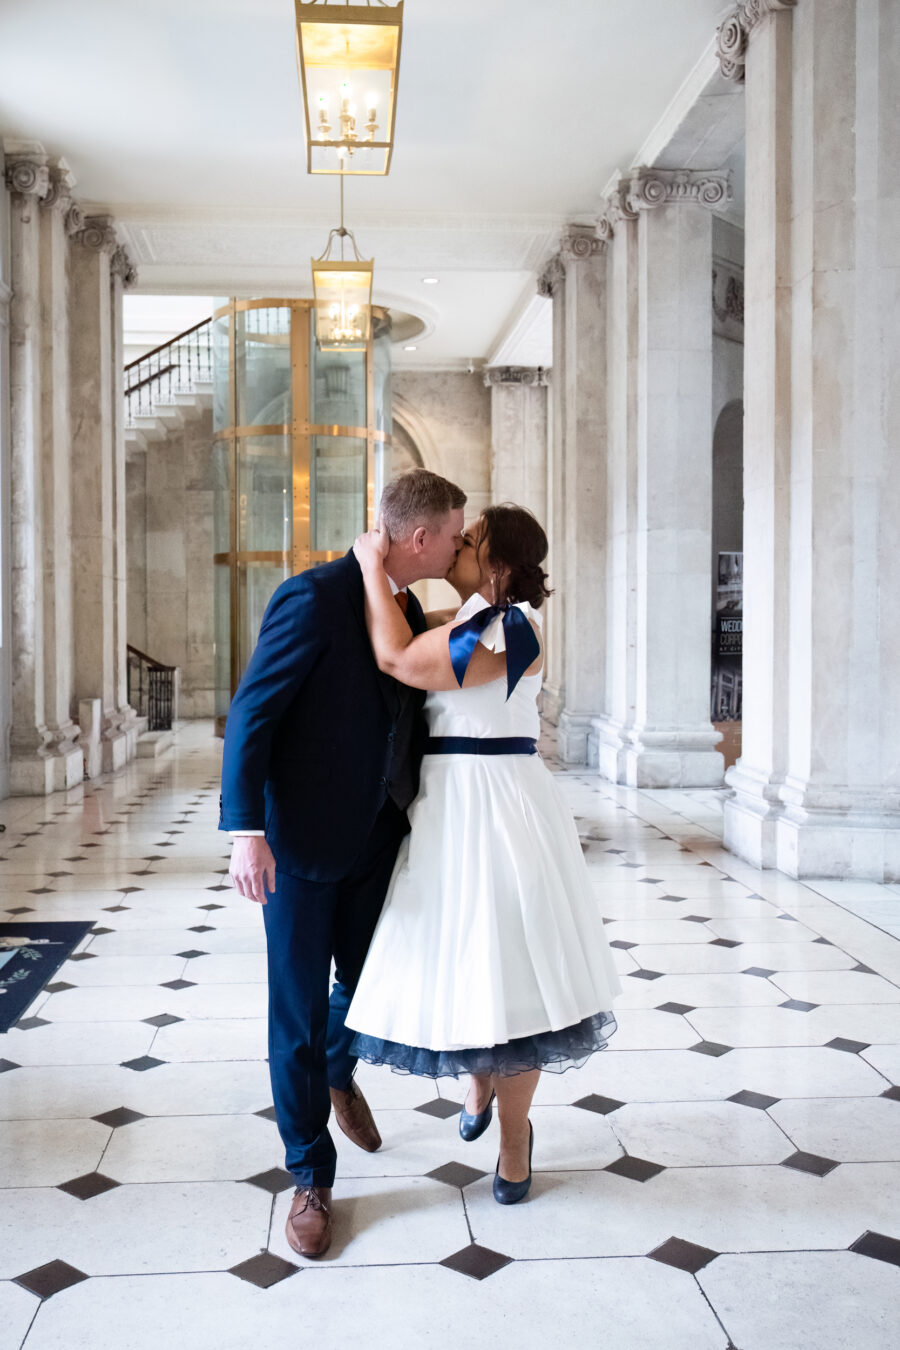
[14,1260,90,1299]
[649,1236,719,1274]
[573,1093,626,1116]
[604,1155,665,1182]
[92,1108,146,1128]
[439,1244,514,1281]
[57,1172,121,1200]
[849,1231,900,1268]
[427,1161,488,1188]
[415,1097,462,1120]
[228,1253,299,1288]
[780,1151,840,1177]
[244,1168,294,1194]
[728,1090,780,1111]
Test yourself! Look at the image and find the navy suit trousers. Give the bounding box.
[262,800,408,1188]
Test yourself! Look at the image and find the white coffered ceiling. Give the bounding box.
[0,0,732,367]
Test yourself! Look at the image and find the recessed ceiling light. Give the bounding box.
[422,276,439,285]
[403,344,417,351]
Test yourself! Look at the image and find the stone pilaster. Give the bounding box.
[109,239,141,759]
[619,169,729,787]
[484,365,549,524]
[716,0,797,82]
[537,256,566,719]
[4,144,82,792]
[539,228,608,760]
[727,0,900,880]
[69,215,128,772]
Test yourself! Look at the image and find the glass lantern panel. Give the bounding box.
[236,435,293,554]
[312,265,372,351]
[237,563,286,674]
[309,314,366,427]
[310,435,367,553]
[212,439,232,555]
[212,309,231,432]
[213,564,231,716]
[235,307,291,427]
[300,16,398,175]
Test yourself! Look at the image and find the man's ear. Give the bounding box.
[410,525,428,554]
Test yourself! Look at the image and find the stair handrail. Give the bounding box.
[124,316,212,375]
[127,642,176,672]
[125,315,213,424]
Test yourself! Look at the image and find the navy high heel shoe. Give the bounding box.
[459,1089,496,1142]
[493,1121,534,1205]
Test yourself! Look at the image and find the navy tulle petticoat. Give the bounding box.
[350,1009,617,1079]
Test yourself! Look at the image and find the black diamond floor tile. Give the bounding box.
[14,1259,89,1300]
[92,1107,146,1128]
[243,1167,294,1194]
[57,1172,121,1201]
[781,1150,840,1177]
[121,1055,166,1072]
[627,968,665,981]
[439,1243,513,1281]
[728,1090,780,1110]
[640,877,664,884]
[16,1016,50,1030]
[826,1037,870,1054]
[6,906,34,915]
[813,936,833,945]
[228,1252,299,1288]
[604,1155,665,1183]
[709,938,742,948]
[648,1236,719,1274]
[0,1059,21,1073]
[188,925,215,933]
[199,903,225,911]
[160,979,196,990]
[779,999,819,1012]
[176,950,208,960]
[573,1093,625,1115]
[29,887,55,895]
[119,887,144,895]
[609,940,638,950]
[427,1161,488,1189]
[142,1013,183,1028]
[849,1231,900,1267]
[90,927,113,936]
[682,915,711,923]
[45,982,75,994]
[742,967,776,978]
[207,884,232,892]
[415,1097,462,1120]
[68,952,96,962]
[103,905,130,913]
[880,1086,900,1102]
[689,1041,732,1057]
[255,1106,278,1123]
[660,895,686,902]
[656,1002,695,1015]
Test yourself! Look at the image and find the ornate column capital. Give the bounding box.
[597,182,640,241]
[625,168,732,214]
[4,150,49,200]
[111,244,138,289]
[40,158,85,236]
[716,0,797,82]
[559,225,606,262]
[537,253,565,298]
[74,214,119,255]
[483,366,550,389]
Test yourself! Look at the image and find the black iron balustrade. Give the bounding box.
[124,317,213,424]
[127,645,176,731]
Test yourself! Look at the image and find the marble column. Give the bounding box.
[620,170,729,787]
[484,365,549,522]
[110,245,141,758]
[537,256,566,722]
[725,0,900,879]
[69,216,128,772]
[4,145,82,793]
[539,229,608,760]
[591,187,640,780]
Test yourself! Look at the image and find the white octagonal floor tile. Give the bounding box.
[0,1118,109,1188]
[101,1113,279,1183]
[768,1096,900,1161]
[612,1099,791,1167]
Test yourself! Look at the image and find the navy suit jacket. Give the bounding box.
[219,552,427,883]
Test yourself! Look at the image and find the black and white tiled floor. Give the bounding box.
[1,721,899,1349]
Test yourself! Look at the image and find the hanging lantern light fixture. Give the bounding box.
[295,0,404,176]
[311,168,374,351]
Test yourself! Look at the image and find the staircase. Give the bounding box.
[124,317,214,453]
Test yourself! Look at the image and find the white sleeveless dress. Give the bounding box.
[346,593,621,1077]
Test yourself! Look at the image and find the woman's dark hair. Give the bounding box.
[478,503,553,608]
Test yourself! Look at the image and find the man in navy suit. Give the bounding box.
[221,469,466,1257]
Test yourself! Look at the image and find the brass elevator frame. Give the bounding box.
[213,297,393,700]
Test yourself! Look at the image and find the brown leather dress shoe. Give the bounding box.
[285,1186,333,1258]
[330,1079,382,1152]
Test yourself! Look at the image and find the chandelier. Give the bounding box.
[311,170,374,350]
[295,0,404,176]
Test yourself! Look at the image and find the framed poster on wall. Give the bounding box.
[711,551,742,722]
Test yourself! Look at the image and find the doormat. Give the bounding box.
[0,922,93,1032]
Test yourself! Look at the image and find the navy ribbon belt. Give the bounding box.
[425,736,537,756]
[448,602,541,700]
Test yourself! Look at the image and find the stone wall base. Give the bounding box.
[621,727,724,788]
[10,745,84,796]
[557,710,596,764]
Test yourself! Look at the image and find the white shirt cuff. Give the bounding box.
[229,830,265,837]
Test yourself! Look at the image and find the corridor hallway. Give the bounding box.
[1,723,898,1349]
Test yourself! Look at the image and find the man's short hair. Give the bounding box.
[380,468,467,541]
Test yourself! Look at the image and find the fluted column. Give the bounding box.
[723,0,900,879]
[484,365,549,522]
[621,169,730,787]
[4,145,82,793]
[539,229,608,760]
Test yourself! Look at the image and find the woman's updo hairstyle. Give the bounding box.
[478,503,553,608]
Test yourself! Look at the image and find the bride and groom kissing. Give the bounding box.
[220,467,620,1258]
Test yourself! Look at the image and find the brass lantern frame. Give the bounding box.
[295,0,404,176]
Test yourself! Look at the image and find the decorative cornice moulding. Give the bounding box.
[716,0,797,82]
[76,214,119,255]
[537,254,565,298]
[559,226,605,262]
[625,168,732,213]
[41,158,76,213]
[483,366,550,388]
[111,245,138,289]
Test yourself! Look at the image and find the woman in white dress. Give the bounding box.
[346,504,621,1204]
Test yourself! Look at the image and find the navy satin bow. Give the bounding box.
[449,603,540,700]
